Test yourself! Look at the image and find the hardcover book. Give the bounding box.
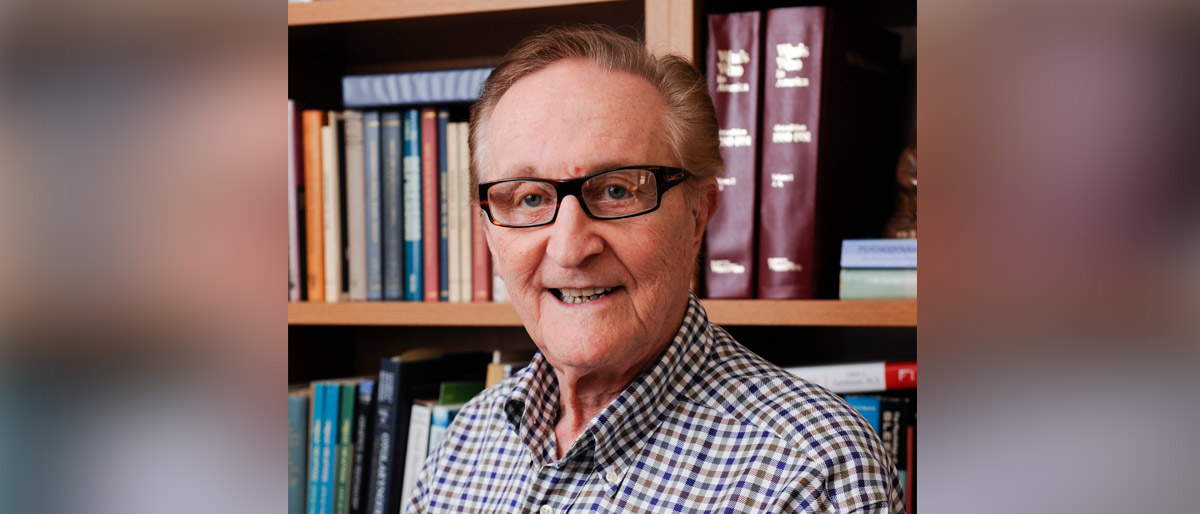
[420,108,440,302]
[400,399,436,510]
[289,100,302,301]
[363,112,384,301]
[322,113,343,303]
[455,122,474,303]
[704,11,762,299]
[344,110,368,301]
[402,109,423,301]
[446,121,462,303]
[288,391,308,514]
[348,379,375,514]
[381,112,404,300]
[757,7,900,298]
[301,110,326,302]
[307,383,325,514]
[437,110,451,302]
[342,67,494,107]
[334,383,356,514]
[784,360,916,393]
[839,268,917,299]
[840,238,917,268]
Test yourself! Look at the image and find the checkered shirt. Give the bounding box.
[407,293,905,513]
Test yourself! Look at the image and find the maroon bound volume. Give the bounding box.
[420,108,440,302]
[758,7,899,299]
[704,11,761,299]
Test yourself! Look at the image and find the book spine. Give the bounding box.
[289,101,302,301]
[400,402,433,509]
[843,395,882,432]
[307,383,324,514]
[363,112,384,301]
[471,203,491,302]
[446,122,461,303]
[322,115,343,303]
[344,110,368,301]
[334,384,356,514]
[428,405,461,453]
[342,67,494,107]
[758,7,826,299]
[839,269,917,299]
[840,239,918,268]
[382,112,404,300]
[367,360,399,514]
[302,110,326,302]
[456,122,473,302]
[878,395,912,468]
[420,108,440,302]
[402,109,423,301]
[288,393,308,514]
[349,380,375,514]
[784,360,916,393]
[704,11,761,299]
[320,383,340,514]
[437,110,451,302]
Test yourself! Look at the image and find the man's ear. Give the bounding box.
[690,177,719,252]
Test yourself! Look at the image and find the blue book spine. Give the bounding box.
[320,383,341,514]
[289,394,308,514]
[840,239,918,269]
[844,395,882,433]
[436,110,450,302]
[363,111,384,301]
[427,404,461,455]
[382,112,404,300]
[402,109,423,301]
[342,67,494,107]
[307,384,324,514]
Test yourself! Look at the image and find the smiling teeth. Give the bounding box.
[559,287,614,304]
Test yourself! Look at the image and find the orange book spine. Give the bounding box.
[301,110,326,302]
[420,108,440,302]
[471,207,492,302]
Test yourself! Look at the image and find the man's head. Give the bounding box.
[471,26,721,375]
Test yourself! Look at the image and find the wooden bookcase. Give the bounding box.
[288,0,916,381]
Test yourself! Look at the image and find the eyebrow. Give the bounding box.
[493,161,639,181]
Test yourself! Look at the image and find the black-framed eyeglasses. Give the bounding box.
[478,166,693,228]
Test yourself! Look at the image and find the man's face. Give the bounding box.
[482,60,709,375]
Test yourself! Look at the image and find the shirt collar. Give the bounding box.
[502,293,715,474]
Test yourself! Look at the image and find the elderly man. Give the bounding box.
[409,26,904,513]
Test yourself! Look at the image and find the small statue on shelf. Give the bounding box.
[884,137,917,239]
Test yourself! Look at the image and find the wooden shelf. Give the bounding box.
[288,0,628,26]
[289,299,916,327]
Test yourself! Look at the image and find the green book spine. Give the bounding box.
[334,384,356,514]
[839,269,917,299]
[437,381,485,405]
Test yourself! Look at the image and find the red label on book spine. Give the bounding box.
[885,361,917,389]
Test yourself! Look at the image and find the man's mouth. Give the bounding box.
[550,286,620,304]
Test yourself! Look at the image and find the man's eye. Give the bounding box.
[520,194,547,208]
[605,185,631,200]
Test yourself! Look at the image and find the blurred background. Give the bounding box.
[0,0,1197,512]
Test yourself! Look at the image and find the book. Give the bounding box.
[402,109,423,301]
[381,112,404,300]
[428,404,462,455]
[322,113,343,303]
[784,361,916,393]
[334,384,356,514]
[302,110,326,302]
[342,68,494,107]
[288,391,308,514]
[365,350,490,514]
[839,268,917,299]
[455,122,474,303]
[420,108,440,302]
[485,349,535,388]
[841,239,917,268]
[319,382,340,514]
[437,381,484,405]
[363,111,384,301]
[307,383,324,514]
[843,395,881,432]
[289,101,302,301]
[400,399,436,510]
[757,7,900,299]
[704,11,762,299]
[879,395,914,473]
[348,379,375,514]
[446,121,462,303]
[471,199,491,302]
[437,110,451,302]
[344,110,368,301]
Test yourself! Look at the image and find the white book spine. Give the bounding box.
[447,122,462,303]
[344,110,367,301]
[400,403,433,510]
[321,118,342,303]
[784,362,887,394]
[456,122,473,302]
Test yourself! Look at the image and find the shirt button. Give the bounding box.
[539,505,553,514]
[605,469,619,484]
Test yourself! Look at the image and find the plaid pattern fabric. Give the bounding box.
[408,293,905,513]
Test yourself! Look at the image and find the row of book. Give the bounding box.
[288,356,916,514]
[704,6,906,299]
[286,350,531,514]
[839,239,918,299]
[288,101,508,303]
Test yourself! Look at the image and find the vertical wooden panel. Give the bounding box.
[644,0,695,61]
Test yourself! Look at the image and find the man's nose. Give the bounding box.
[545,195,604,268]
